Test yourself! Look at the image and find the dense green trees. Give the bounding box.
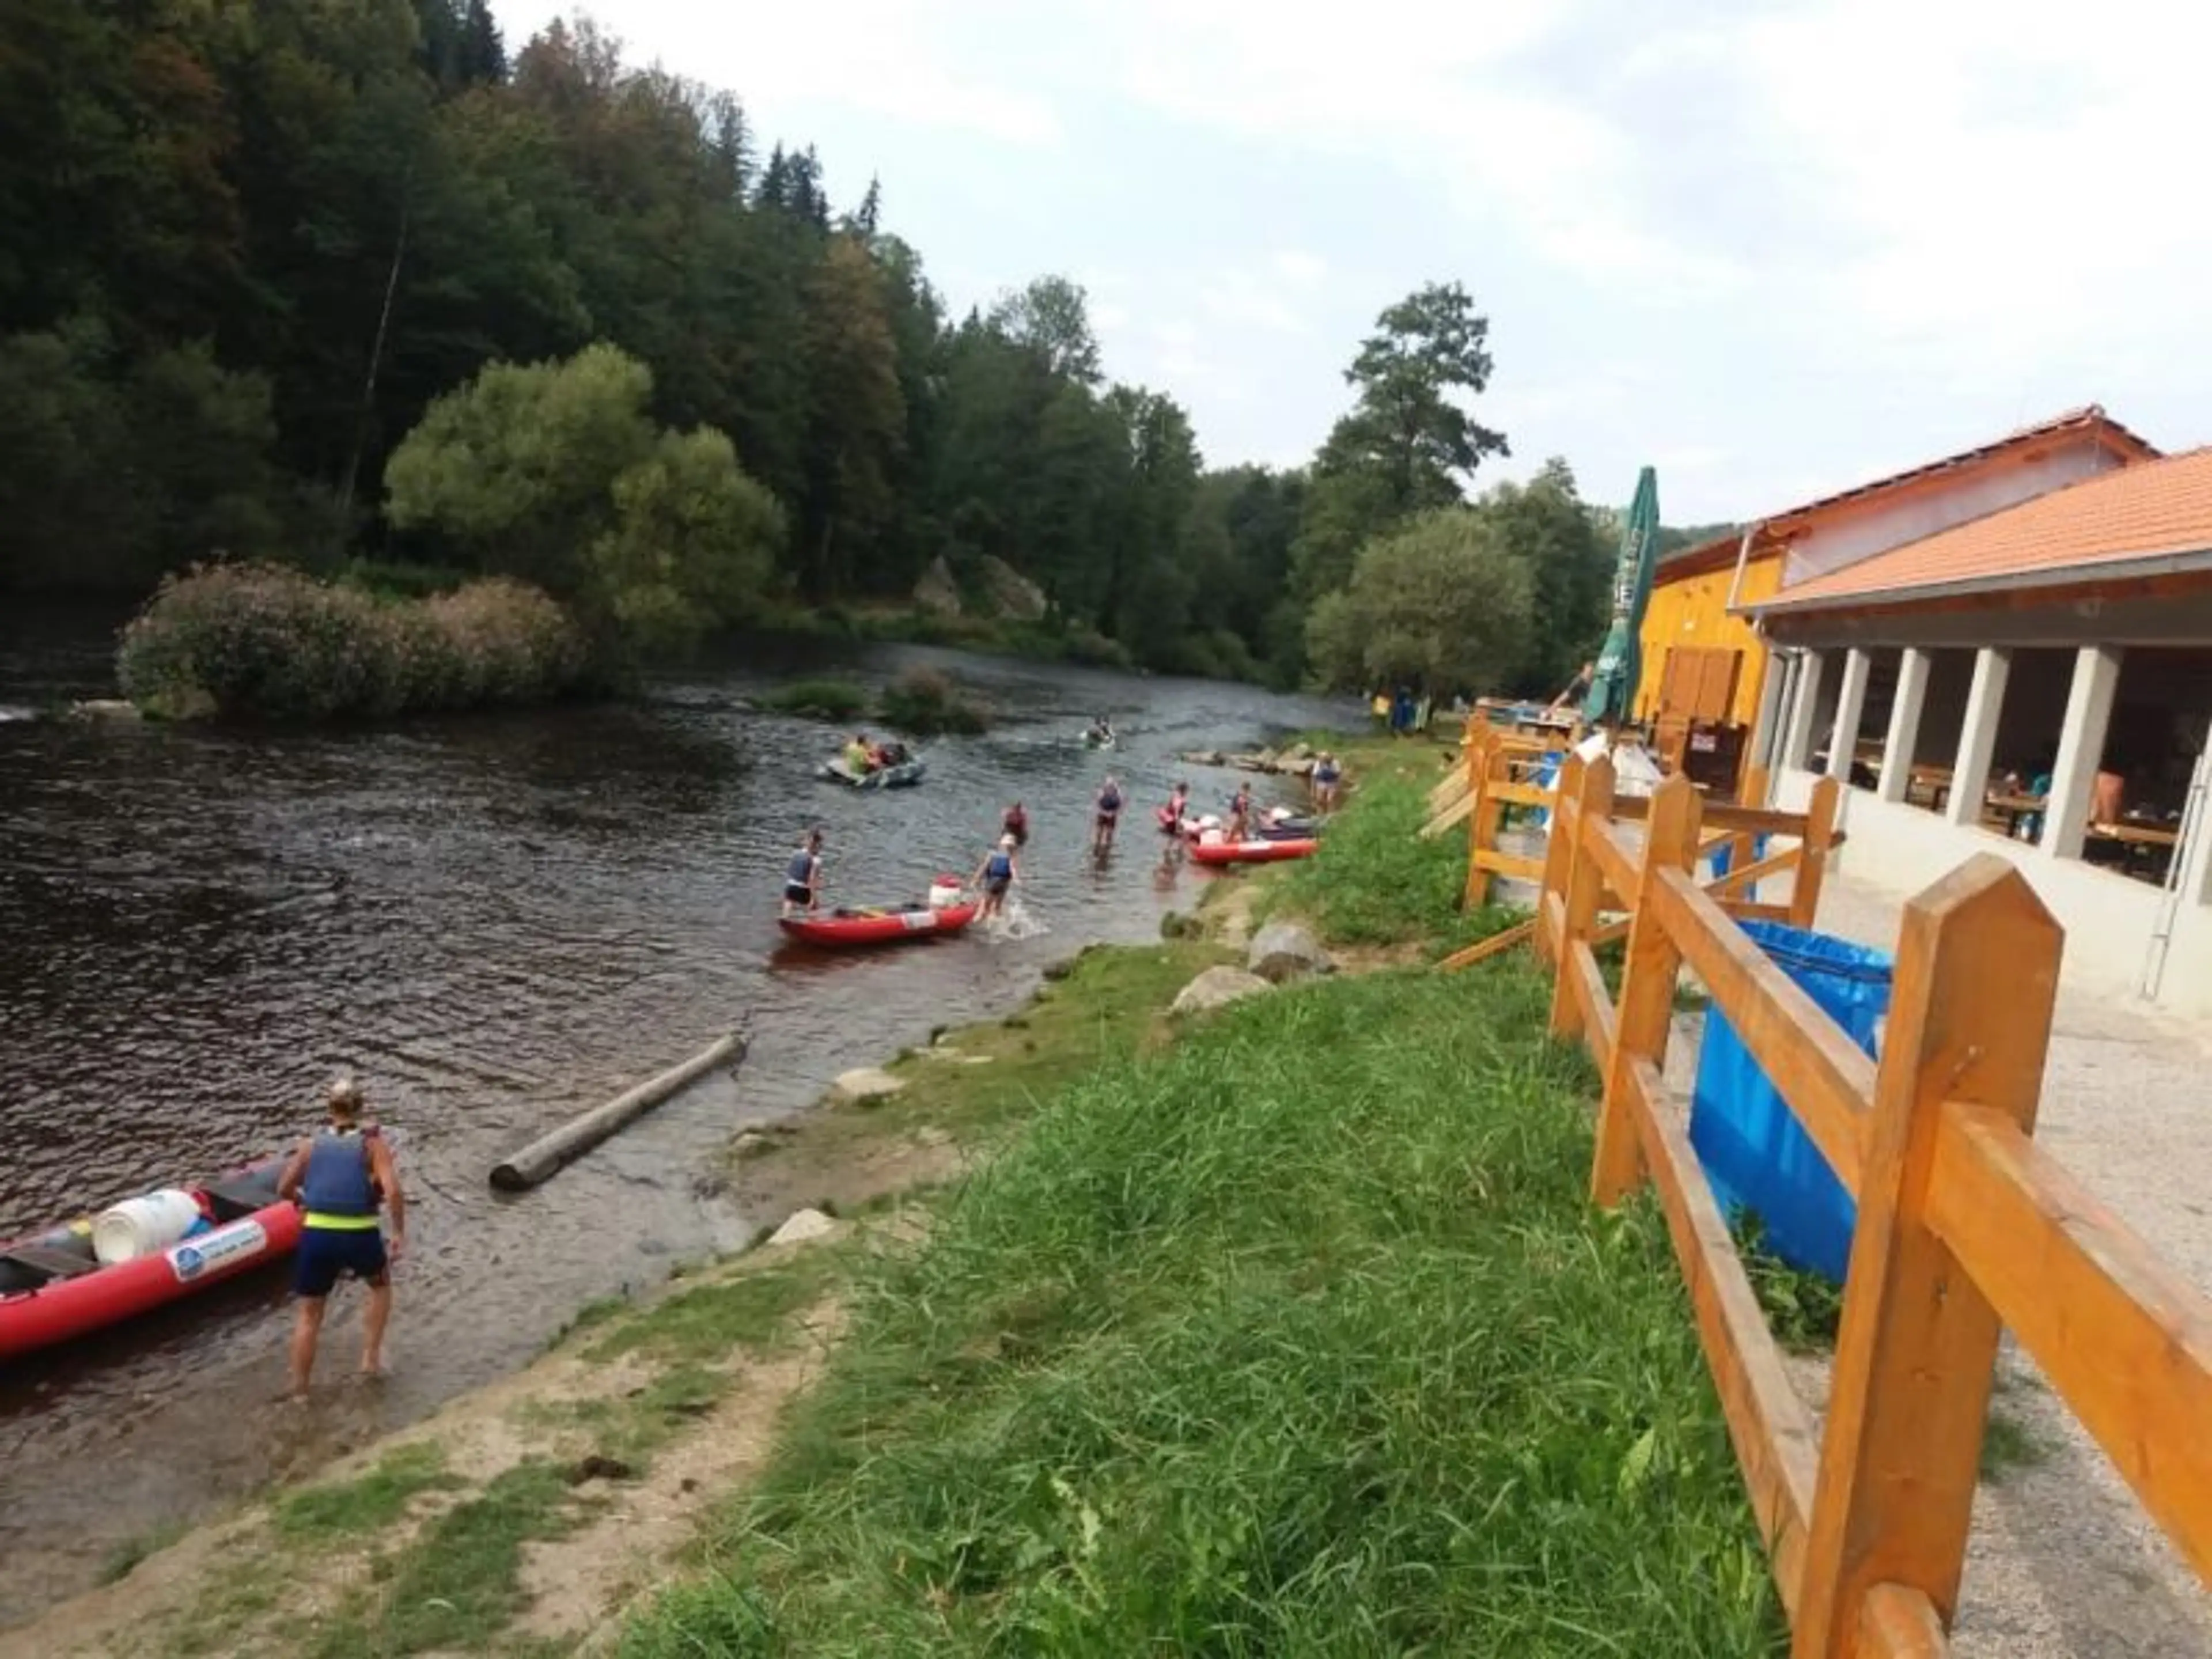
[0,0,1656,692]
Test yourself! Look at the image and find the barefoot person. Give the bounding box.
[279,1077,405,1396]
[1092,774,1124,856]
[1310,753,1342,815]
[971,833,1020,922]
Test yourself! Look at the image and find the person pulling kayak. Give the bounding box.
[971,833,1021,922]
[1158,779,1190,834]
[1093,774,1124,855]
[279,1076,406,1398]
[1001,801,1030,848]
[782,827,825,918]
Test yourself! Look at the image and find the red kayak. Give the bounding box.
[779,900,980,948]
[0,1152,304,1360]
[1190,838,1320,865]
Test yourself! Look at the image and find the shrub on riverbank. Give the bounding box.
[622,965,1783,1655]
[876,665,990,735]
[116,563,586,721]
[755,678,869,722]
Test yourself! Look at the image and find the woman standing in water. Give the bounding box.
[1092,774,1124,856]
[971,833,1021,923]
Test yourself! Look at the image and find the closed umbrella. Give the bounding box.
[1582,465,1660,728]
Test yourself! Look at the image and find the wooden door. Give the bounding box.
[1659,647,1741,724]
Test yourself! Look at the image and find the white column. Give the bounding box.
[1827,647,1872,783]
[1880,648,1933,804]
[1749,653,1787,769]
[2040,645,2125,860]
[1946,647,2011,828]
[1781,649,1825,772]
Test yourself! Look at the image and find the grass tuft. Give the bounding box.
[755,677,868,722]
[272,1441,463,1546]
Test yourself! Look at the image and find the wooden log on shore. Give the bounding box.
[490,1032,747,1192]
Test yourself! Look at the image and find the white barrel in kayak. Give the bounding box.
[927,877,963,909]
[92,1189,204,1264]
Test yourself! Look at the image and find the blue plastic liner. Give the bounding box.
[1705,832,1771,902]
[1688,920,1891,1283]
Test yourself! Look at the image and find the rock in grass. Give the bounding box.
[832,1067,905,1105]
[769,1207,843,1247]
[1169,965,1273,1017]
[1247,922,1335,984]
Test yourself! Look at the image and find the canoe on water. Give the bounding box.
[778,899,980,948]
[1190,837,1320,866]
[0,1152,302,1360]
[818,756,926,789]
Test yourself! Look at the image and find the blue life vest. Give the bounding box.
[786,850,815,886]
[1100,786,1122,812]
[986,851,1013,881]
[301,1130,376,1218]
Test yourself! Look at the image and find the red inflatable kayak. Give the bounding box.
[0,1153,304,1360]
[1190,838,1319,865]
[779,900,980,948]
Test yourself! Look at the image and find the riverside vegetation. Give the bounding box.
[2,0,1734,718]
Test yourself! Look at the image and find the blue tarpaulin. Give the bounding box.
[1688,920,1891,1283]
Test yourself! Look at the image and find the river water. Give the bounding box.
[0,607,1349,1623]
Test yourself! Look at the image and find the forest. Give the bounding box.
[0,0,1721,696]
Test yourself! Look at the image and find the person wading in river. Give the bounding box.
[971,833,1020,923]
[783,826,825,918]
[1092,774,1124,857]
[279,1076,406,1397]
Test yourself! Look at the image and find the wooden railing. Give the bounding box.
[1434,731,1843,973]
[1518,755,2212,1657]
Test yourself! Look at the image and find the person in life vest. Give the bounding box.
[1161,779,1190,834]
[970,832,1020,922]
[1309,753,1342,815]
[1001,801,1029,848]
[1092,774,1124,855]
[1227,781,1256,841]
[278,1075,406,1397]
[782,827,825,918]
[842,733,874,775]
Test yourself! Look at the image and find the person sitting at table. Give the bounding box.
[2093,766,2126,825]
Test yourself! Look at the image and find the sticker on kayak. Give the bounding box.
[900,910,931,930]
[169,1219,268,1283]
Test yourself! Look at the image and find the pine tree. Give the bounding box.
[458,0,506,85]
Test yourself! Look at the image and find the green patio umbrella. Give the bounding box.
[1582,465,1660,727]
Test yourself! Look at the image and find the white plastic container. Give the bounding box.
[92,1189,203,1264]
[927,878,963,910]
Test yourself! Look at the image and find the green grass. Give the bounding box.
[755,677,869,722]
[272,1441,464,1546]
[1266,768,1522,955]
[585,1255,838,1367]
[1979,1407,2050,1482]
[96,1520,185,1585]
[619,967,1786,1656]
[1734,1215,1846,1353]
[307,1460,585,1659]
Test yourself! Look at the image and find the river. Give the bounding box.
[0,607,1350,1624]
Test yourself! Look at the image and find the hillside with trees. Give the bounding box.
[0,0,1661,695]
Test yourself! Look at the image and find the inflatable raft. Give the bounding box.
[1190,837,1320,866]
[818,755,926,789]
[778,897,979,948]
[0,1152,302,1360]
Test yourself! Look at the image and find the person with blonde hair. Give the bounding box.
[278,1075,406,1397]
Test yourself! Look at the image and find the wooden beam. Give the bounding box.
[1650,865,1874,1195]
[1532,754,1586,967]
[1569,942,1617,1077]
[1419,789,1476,840]
[1629,1057,1820,1618]
[1793,857,2062,1658]
[1547,757,1615,1039]
[1858,1584,1949,1659]
[1925,1103,2212,1584]
[1436,919,1536,972]
[1593,775,1700,1203]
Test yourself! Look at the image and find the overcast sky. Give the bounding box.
[495,0,2210,522]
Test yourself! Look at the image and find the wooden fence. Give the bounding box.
[1433,724,1844,973]
[1516,752,2212,1658]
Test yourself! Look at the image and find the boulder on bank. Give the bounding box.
[913,555,963,618]
[69,699,144,722]
[978,555,1048,622]
[832,1067,906,1105]
[1170,965,1273,1017]
[1247,922,1335,984]
[768,1207,844,1247]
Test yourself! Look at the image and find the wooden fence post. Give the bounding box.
[1791,856,2062,1657]
[1790,777,1842,929]
[1463,724,1501,910]
[1532,752,1586,967]
[1590,774,1703,1205]
[1546,755,1615,1040]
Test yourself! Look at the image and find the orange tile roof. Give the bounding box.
[1756,445,2212,613]
[1658,404,2158,578]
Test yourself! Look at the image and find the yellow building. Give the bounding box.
[1634,541,1782,729]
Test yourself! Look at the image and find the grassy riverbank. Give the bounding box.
[22,730,1785,1656]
